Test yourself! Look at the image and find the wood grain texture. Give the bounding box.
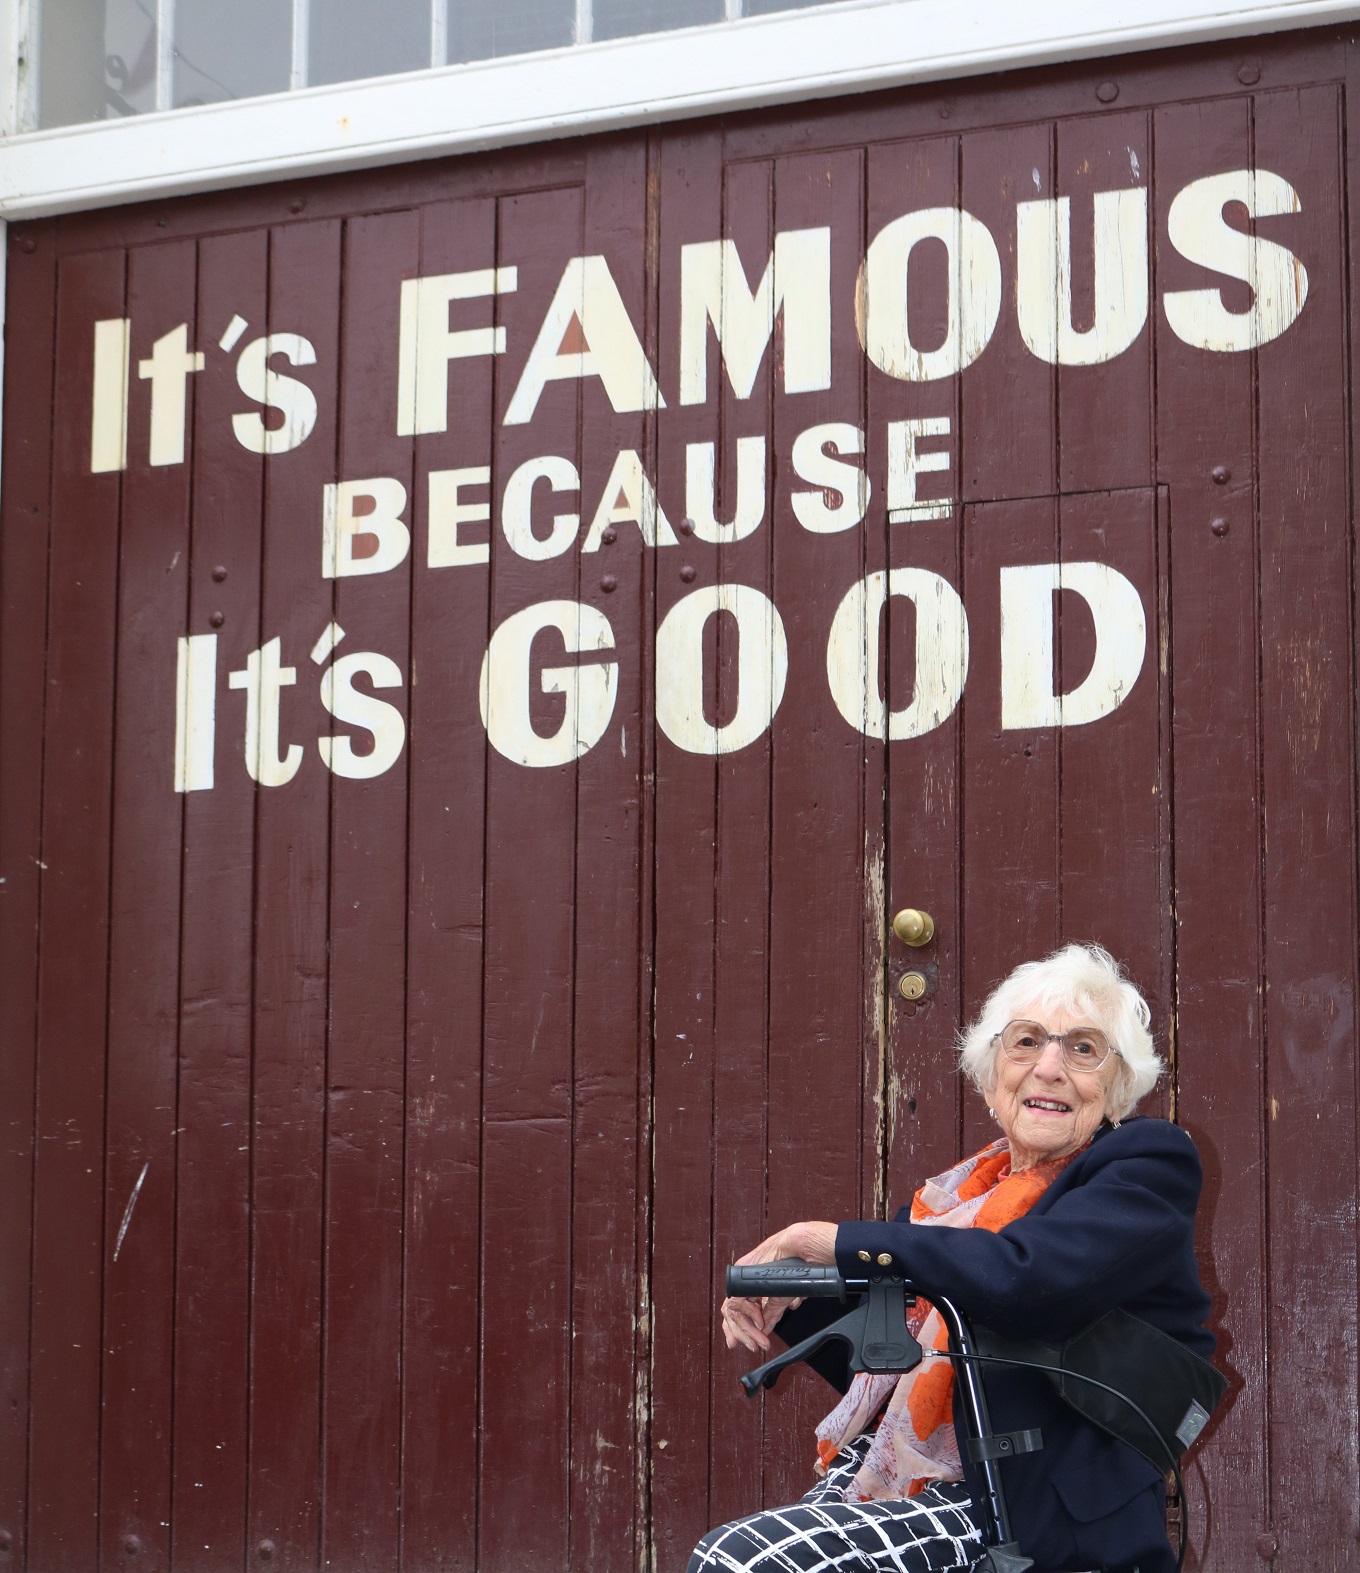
[400,194,495,1573]
[171,227,268,1573]
[246,216,342,1573]
[99,235,196,1573]
[649,129,723,1572]
[1154,91,1265,1573]
[320,209,417,1572]
[477,181,581,1573]
[26,247,125,1573]
[0,221,57,1573]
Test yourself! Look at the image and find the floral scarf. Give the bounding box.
[813,1139,1080,1501]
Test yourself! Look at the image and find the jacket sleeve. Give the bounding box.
[834,1121,1203,1341]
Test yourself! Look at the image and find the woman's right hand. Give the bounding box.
[720,1220,838,1354]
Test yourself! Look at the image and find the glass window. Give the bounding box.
[308,0,431,86]
[34,0,840,129]
[174,0,290,107]
[744,0,848,14]
[447,0,574,64]
[592,0,723,41]
[41,0,157,127]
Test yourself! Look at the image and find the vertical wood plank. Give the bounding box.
[649,127,723,1572]
[1154,92,1265,1570]
[172,228,268,1573]
[246,216,342,1573]
[400,195,496,1573]
[26,247,126,1573]
[760,145,871,1512]
[1055,111,1154,495]
[868,134,969,1207]
[320,209,417,1571]
[0,221,57,1572]
[477,182,582,1573]
[99,236,197,1573]
[568,137,649,1573]
[1253,82,1359,1563]
[1055,486,1171,1094]
[959,494,1060,1154]
[960,122,1056,504]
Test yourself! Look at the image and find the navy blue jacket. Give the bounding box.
[792,1119,1215,1573]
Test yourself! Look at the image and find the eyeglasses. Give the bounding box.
[995,1019,1117,1074]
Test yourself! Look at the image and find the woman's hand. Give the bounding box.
[720,1220,838,1354]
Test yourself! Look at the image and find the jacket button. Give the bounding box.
[876,1253,893,1267]
[856,1250,872,1263]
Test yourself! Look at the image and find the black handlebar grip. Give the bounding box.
[725,1260,846,1298]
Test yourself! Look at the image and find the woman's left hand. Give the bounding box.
[720,1220,838,1353]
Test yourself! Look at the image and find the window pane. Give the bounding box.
[744,0,852,14]
[447,0,573,63]
[592,0,722,41]
[40,0,157,127]
[309,0,430,87]
[174,0,291,107]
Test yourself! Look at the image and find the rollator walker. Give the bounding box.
[725,1259,1227,1573]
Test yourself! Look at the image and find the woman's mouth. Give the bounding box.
[1023,1098,1071,1114]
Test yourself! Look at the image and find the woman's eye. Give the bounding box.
[1070,1040,1097,1059]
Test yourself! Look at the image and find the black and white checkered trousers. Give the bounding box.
[687,1437,986,1573]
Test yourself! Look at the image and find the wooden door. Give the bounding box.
[4,29,1360,1573]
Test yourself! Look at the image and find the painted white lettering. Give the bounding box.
[232,334,319,454]
[91,317,131,474]
[322,478,411,578]
[1000,562,1146,729]
[582,449,677,552]
[174,633,217,793]
[684,437,766,544]
[887,418,952,522]
[501,456,581,561]
[857,209,1002,381]
[655,584,788,756]
[228,636,303,787]
[790,423,870,534]
[679,228,832,405]
[479,600,618,767]
[1163,170,1308,351]
[504,257,663,425]
[396,267,518,436]
[428,466,492,568]
[1016,189,1149,365]
[318,651,406,778]
[826,569,968,739]
[137,323,205,467]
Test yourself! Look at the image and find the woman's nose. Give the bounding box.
[1033,1039,1068,1078]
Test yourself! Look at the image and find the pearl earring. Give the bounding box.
[988,1107,996,1119]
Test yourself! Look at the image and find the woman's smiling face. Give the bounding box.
[988,1001,1121,1170]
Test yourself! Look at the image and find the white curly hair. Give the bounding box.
[957,943,1162,1122]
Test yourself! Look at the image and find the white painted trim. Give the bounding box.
[0,0,37,136]
[290,0,309,91]
[156,0,175,114]
[0,0,1358,218]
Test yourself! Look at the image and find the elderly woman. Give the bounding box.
[696,944,1214,1573]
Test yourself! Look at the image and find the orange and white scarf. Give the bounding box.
[813,1139,1079,1501]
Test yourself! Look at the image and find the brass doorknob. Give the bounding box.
[892,908,935,947]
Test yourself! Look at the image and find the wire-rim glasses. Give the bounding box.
[994,1019,1117,1074]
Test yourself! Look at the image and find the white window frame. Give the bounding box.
[1,0,1359,223]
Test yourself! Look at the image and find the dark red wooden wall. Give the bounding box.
[3,25,1359,1572]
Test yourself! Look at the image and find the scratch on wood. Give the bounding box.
[113,1160,150,1262]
